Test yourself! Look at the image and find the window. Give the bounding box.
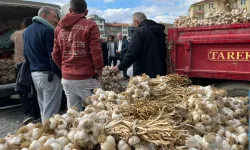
[99,25,103,29]
[100,20,103,23]
[241,0,246,5]
[199,6,202,11]
[209,4,214,9]
[122,27,127,30]
[123,31,128,34]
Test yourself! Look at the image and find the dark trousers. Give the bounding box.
[123,68,129,78]
[103,54,108,66]
[108,56,117,66]
[117,55,129,78]
[15,67,40,119]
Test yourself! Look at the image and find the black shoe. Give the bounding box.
[33,118,41,123]
[22,116,33,125]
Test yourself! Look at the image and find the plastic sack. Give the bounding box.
[127,65,133,77]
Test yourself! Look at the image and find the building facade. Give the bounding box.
[189,0,250,19]
[87,14,106,36]
[105,23,129,37]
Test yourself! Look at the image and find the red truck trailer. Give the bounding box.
[168,23,250,96]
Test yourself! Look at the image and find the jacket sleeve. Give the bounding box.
[52,27,62,69]
[88,23,104,70]
[121,40,129,54]
[44,28,57,73]
[118,30,143,70]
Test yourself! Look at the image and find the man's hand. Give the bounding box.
[96,70,102,82]
[112,66,120,72]
[116,50,120,54]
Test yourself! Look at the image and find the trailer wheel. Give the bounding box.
[217,82,250,97]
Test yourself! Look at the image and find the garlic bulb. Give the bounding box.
[97,102,106,110]
[128,136,141,146]
[118,140,131,150]
[57,137,68,148]
[67,109,79,118]
[201,133,217,150]
[185,135,200,149]
[112,110,123,120]
[32,128,43,140]
[56,129,68,137]
[236,126,246,135]
[195,123,205,132]
[38,136,48,145]
[79,119,95,133]
[57,119,67,130]
[62,114,74,124]
[89,135,99,145]
[201,114,212,125]
[44,138,58,146]
[192,111,201,122]
[67,129,77,141]
[26,123,36,130]
[0,139,9,150]
[74,131,89,142]
[9,136,21,145]
[29,140,42,150]
[100,135,116,150]
[238,133,247,146]
[44,118,57,130]
[54,114,62,121]
[50,143,62,150]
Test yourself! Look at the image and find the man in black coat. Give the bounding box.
[100,38,108,66]
[112,12,166,78]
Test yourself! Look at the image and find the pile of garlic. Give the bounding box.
[101,66,126,93]
[0,59,15,84]
[125,74,151,100]
[174,9,250,28]
[0,74,248,150]
[185,86,248,150]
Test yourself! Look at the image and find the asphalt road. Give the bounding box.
[0,106,24,138]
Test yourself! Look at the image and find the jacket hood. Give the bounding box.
[139,19,165,35]
[58,13,86,30]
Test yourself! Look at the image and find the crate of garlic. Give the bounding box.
[174,9,250,28]
[0,72,248,150]
[0,59,15,85]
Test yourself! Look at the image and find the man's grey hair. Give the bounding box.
[117,32,122,36]
[38,7,55,17]
[133,12,147,22]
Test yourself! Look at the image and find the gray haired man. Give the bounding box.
[23,7,62,123]
[112,12,166,77]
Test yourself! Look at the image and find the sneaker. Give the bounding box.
[22,116,33,125]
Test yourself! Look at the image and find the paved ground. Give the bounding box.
[0,106,24,138]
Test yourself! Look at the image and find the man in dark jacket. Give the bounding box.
[112,12,166,78]
[107,35,118,66]
[101,38,108,66]
[23,7,62,123]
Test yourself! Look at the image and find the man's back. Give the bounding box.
[131,20,166,77]
[24,22,52,72]
[52,13,103,80]
[11,30,25,64]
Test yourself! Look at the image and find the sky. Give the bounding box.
[30,0,202,23]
